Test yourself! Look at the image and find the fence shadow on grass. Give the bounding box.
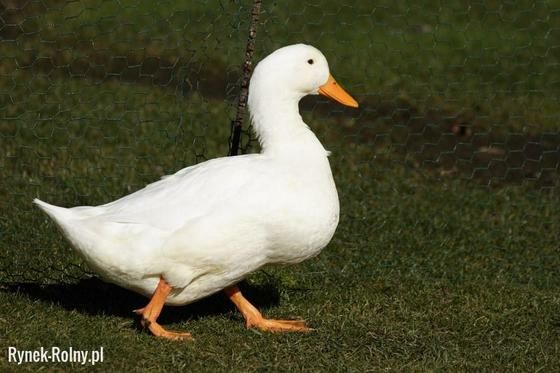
[0,277,281,328]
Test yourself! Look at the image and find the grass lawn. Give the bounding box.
[1,0,559,371]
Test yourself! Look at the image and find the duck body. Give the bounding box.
[34,45,359,333]
[36,131,338,305]
[34,43,356,307]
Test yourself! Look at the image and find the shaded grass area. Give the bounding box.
[4,0,560,98]
[3,0,560,119]
[1,0,560,371]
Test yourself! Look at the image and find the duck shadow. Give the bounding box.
[1,276,281,327]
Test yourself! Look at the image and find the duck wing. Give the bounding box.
[95,154,272,231]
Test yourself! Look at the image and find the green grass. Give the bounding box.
[3,0,560,133]
[1,1,560,371]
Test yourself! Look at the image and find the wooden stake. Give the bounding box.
[228,0,262,156]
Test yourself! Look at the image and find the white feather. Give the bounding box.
[34,44,340,305]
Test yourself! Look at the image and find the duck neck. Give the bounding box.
[248,92,328,159]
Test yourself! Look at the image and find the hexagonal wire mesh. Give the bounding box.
[0,1,558,285]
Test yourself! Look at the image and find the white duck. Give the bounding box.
[34,44,358,341]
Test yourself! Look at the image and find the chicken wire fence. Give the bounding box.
[1,0,559,284]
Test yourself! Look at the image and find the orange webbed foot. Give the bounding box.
[225,285,313,334]
[134,278,193,341]
[246,316,312,333]
[139,316,193,341]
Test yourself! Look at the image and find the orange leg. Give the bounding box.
[133,277,193,341]
[224,285,311,333]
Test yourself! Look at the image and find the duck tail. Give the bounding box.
[33,198,96,253]
[34,198,110,268]
[33,198,74,222]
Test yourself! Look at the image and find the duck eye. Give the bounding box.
[307,59,314,65]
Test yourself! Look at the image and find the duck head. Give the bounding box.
[249,44,358,109]
[248,44,358,153]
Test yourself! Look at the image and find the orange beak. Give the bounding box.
[318,74,359,108]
